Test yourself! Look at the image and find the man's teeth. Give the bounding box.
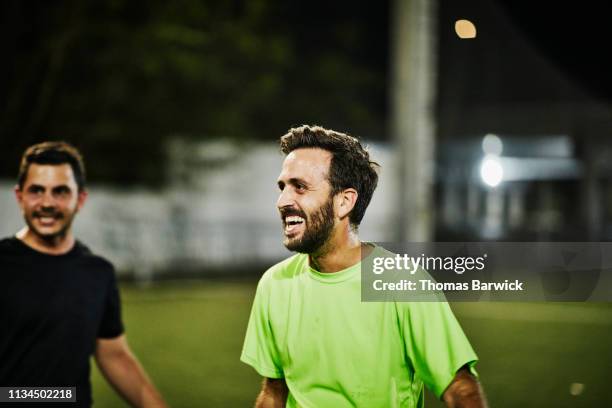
[40,217,55,221]
[285,216,304,225]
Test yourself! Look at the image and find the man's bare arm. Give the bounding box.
[94,335,167,408]
[442,366,488,408]
[255,378,288,408]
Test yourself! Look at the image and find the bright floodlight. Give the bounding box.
[455,19,477,39]
[481,156,503,187]
[482,133,503,155]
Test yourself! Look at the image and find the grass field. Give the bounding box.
[91,280,612,407]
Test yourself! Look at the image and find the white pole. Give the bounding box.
[390,0,437,242]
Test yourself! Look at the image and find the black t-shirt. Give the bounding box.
[0,237,124,407]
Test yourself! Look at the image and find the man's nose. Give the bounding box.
[40,191,57,207]
[277,188,295,210]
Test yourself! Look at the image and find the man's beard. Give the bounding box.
[283,198,335,254]
[25,208,75,242]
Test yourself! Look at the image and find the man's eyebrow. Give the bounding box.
[277,177,310,186]
[289,178,310,187]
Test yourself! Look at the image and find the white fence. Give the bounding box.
[0,143,397,280]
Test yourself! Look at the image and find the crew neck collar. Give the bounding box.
[307,243,377,283]
[11,236,79,258]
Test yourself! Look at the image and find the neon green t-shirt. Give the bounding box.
[241,246,478,407]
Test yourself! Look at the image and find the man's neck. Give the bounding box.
[16,227,75,255]
[309,226,371,273]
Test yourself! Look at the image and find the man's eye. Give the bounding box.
[296,184,305,191]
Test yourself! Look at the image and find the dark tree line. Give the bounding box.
[0,0,388,186]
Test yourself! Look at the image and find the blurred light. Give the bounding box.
[569,383,585,396]
[455,19,477,39]
[481,156,503,187]
[482,133,503,155]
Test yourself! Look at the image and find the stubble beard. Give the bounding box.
[25,208,76,244]
[284,198,335,254]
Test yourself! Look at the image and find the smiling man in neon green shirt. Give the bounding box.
[241,125,487,407]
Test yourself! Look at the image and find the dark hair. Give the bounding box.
[280,125,379,227]
[17,141,86,191]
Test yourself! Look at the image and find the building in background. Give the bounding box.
[437,134,585,241]
[2,133,609,281]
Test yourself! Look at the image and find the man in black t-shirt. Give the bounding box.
[0,142,167,407]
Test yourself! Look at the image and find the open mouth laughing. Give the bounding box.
[281,208,308,238]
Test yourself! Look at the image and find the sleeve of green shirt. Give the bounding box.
[398,301,479,399]
[240,273,284,379]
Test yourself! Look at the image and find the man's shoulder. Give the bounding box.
[0,236,26,257]
[72,240,116,272]
[259,253,308,286]
[0,236,17,250]
[367,244,396,259]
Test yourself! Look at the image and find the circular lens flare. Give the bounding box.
[481,156,503,187]
[455,19,477,39]
[482,133,503,155]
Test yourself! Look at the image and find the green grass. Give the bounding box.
[426,303,612,408]
[91,280,262,407]
[92,281,612,407]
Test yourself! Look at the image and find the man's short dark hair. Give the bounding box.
[280,125,379,227]
[17,141,86,191]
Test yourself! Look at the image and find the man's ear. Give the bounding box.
[336,188,358,220]
[14,185,23,207]
[76,189,88,211]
